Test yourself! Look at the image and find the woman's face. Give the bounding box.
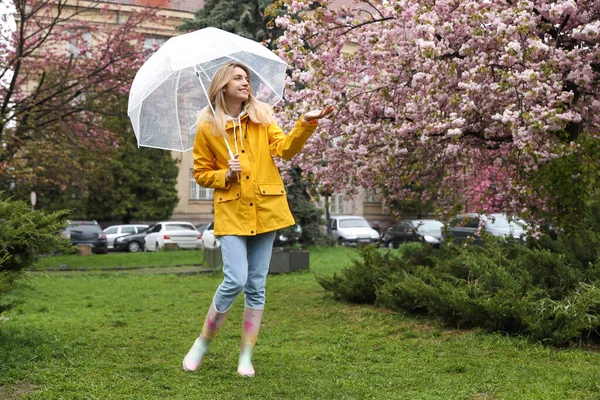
[223,67,250,103]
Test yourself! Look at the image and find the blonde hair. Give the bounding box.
[198,62,274,138]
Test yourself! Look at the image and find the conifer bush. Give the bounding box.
[0,195,71,312]
[317,213,600,344]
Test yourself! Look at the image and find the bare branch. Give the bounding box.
[359,0,385,19]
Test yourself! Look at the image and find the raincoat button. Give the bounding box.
[219,197,222,201]
[251,230,254,234]
[237,193,240,197]
[246,176,249,179]
[241,150,245,153]
[281,190,284,193]
[262,190,266,193]
[250,203,253,206]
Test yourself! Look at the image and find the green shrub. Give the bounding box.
[317,225,600,345]
[317,246,404,303]
[316,233,337,247]
[0,195,72,312]
[281,166,326,246]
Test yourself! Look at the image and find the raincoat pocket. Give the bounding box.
[258,183,286,196]
[215,187,241,203]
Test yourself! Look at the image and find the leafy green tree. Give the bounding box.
[1,120,102,216]
[5,96,179,223]
[91,139,180,224]
[88,98,179,223]
[179,0,279,44]
[527,131,600,234]
[281,166,324,245]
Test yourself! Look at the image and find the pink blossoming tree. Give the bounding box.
[274,0,600,231]
[0,0,159,184]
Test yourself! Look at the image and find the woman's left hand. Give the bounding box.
[303,105,334,122]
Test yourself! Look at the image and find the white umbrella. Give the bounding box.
[127,27,287,152]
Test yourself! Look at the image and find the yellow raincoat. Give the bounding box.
[193,114,318,236]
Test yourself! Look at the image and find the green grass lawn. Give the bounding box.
[2,246,600,399]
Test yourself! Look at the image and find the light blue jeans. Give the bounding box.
[213,231,276,312]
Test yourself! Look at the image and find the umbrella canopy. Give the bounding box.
[128,27,287,152]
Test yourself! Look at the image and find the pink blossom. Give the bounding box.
[274,0,600,226]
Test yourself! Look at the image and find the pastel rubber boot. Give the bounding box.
[183,302,229,372]
[237,307,264,377]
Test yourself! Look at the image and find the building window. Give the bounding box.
[329,193,344,215]
[364,189,380,203]
[67,31,92,58]
[190,170,214,200]
[143,36,166,55]
[316,197,325,208]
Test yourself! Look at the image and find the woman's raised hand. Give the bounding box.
[303,105,334,122]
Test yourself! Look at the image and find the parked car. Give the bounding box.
[329,215,380,246]
[444,213,526,244]
[383,219,444,249]
[274,224,302,247]
[202,222,220,249]
[195,223,210,237]
[60,220,108,254]
[103,224,148,249]
[113,226,150,253]
[144,221,202,251]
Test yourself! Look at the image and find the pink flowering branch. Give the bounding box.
[274,0,600,228]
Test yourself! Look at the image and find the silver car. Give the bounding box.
[329,215,380,246]
[444,213,526,244]
[102,224,148,249]
[144,222,202,251]
[201,222,220,249]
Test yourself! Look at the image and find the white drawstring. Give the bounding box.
[225,111,246,159]
[239,114,245,153]
[232,115,240,156]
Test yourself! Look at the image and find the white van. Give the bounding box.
[103,224,149,249]
[329,216,380,246]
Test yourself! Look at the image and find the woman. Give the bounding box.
[183,61,333,377]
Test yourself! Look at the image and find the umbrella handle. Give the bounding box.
[233,154,241,181]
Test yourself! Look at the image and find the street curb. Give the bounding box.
[26,264,217,273]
